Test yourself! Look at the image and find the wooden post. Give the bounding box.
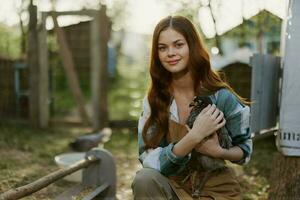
[38,12,49,128]
[28,2,39,128]
[51,12,90,125]
[90,6,111,130]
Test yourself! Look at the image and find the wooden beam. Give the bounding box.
[90,6,111,130]
[51,12,90,125]
[43,9,98,17]
[90,10,101,130]
[38,12,49,128]
[108,120,138,129]
[28,3,39,128]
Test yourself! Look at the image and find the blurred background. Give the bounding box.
[0,0,288,199]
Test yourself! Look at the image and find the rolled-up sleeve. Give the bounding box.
[217,89,253,165]
[137,97,191,176]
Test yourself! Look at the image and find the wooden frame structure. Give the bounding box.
[30,6,109,129]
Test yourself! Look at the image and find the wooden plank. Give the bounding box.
[51,12,90,125]
[43,10,98,17]
[90,11,101,130]
[98,6,111,129]
[90,6,111,130]
[0,156,99,200]
[38,12,49,128]
[28,3,39,128]
[108,120,137,129]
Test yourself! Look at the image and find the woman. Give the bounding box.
[132,15,252,200]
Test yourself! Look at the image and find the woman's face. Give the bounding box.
[158,28,189,74]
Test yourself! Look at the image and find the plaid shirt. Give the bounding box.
[138,88,252,176]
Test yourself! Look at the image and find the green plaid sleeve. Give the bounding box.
[215,89,253,164]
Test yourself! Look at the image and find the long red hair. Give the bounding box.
[142,16,247,149]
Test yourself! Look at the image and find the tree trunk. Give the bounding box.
[269,153,300,199]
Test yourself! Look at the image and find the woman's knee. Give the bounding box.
[132,168,164,189]
[132,168,176,199]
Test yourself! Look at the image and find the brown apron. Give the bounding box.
[167,120,242,200]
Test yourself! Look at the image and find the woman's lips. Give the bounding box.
[167,59,180,65]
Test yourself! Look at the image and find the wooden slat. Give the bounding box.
[90,6,111,130]
[28,3,39,128]
[43,10,98,17]
[108,120,137,129]
[38,12,49,128]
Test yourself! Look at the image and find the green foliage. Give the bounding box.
[0,24,21,58]
[108,55,149,120]
[223,10,282,55]
[225,11,282,38]
[162,2,282,55]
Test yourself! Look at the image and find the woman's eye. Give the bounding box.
[158,46,166,51]
[176,43,184,48]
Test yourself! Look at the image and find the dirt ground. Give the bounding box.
[114,150,141,199]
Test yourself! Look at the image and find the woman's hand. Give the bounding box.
[189,104,226,143]
[194,133,224,158]
[172,104,225,157]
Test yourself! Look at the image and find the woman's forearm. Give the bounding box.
[172,129,203,157]
[220,146,244,161]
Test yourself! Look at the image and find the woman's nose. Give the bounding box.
[167,47,176,57]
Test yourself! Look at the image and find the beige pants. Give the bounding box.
[131,168,242,200]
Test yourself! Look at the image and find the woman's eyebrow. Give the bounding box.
[173,39,183,43]
[158,39,183,46]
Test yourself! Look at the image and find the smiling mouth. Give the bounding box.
[167,59,180,65]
